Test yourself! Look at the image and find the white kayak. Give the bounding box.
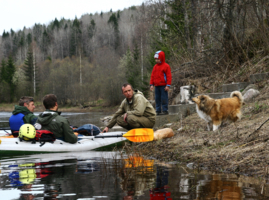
[0,129,11,135]
[0,132,127,156]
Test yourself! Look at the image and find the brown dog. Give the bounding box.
[192,91,244,131]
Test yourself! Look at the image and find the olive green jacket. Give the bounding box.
[107,90,156,128]
[37,110,77,144]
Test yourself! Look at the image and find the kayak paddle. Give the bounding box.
[1,128,154,143]
[78,128,154,143]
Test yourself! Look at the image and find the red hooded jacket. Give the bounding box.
[150,51,172,87]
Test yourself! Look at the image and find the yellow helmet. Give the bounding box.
[19,124,36,140]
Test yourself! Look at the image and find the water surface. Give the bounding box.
[0,152,268,199]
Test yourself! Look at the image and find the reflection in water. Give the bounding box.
[0,152,268,200]
[120,156,156,199]
[150,166,171,200]
[195,174,242,200]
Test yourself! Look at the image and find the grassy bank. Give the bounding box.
[134,81,269,178]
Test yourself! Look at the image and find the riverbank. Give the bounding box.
[135,81,269,178]
[0,102,118,113]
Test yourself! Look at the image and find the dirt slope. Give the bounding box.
[137,81,269,178]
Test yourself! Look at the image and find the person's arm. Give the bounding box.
[106,102,125,128]
[24,113,38,125]
[149,66,155,87]
[126,95,147,116]
[165,64,172,87]
[62,119,78,144]
[102,127,109,133]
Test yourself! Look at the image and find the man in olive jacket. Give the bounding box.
[9,96,38,136]
[103,83,156,132]
[37,94,78,144]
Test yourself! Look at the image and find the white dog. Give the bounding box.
[180,85,196,104]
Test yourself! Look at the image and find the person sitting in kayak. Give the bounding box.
[36,94,78,144]
[103,83,156,132]
[9,96,37,137]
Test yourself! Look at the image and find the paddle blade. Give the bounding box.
[123,128,154,142]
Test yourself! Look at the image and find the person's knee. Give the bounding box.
[126,115,137,124]
[116,116,125,126]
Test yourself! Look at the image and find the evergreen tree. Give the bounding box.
[10,29,15,37]
[125,46,141,90]
[70,17,82,56]
[24,50,38,96]
[27,33,32,45]
[117,10,120,19]
[88,19,96,39]
[42,30,50,55]
[108,13,120,49]
[6,56,16,85]
[3,56,17,102]
[52,18,60,30]
[0,59,7,82]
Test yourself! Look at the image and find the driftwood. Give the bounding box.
[244,117,269,143]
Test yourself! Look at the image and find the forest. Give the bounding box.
[0,0,269,106]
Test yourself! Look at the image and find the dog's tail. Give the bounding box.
[230,91,244,104]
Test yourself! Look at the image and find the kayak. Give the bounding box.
[0,129,11,135]
[0,131,127,156]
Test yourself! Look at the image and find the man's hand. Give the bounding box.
[103,127,109,133]
[124,113,128,123]
[164,86,170,91]
[74,132,79,136]
[150,86,154,91]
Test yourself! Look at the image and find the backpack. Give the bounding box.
[19,130,56,147]
[35,130,56,144]
[73,124,101,136]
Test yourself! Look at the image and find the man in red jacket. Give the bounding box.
[150,51,172,115]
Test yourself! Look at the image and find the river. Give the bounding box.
[0,112,268,199]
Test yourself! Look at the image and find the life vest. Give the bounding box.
[9,113,25,137]
[9,113,25,131]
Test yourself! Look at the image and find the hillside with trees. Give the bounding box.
[1,0,269,106]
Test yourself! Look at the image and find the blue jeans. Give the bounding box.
[155,86,168,113]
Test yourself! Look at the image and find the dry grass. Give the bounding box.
[136,82,269,178]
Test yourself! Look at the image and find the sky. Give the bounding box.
[0,0,145,34]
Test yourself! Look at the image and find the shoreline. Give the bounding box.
[1,83,269,179]
[0,103,118,113]
[136,84,269,178]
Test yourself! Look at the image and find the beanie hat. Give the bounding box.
[154,50,162,59]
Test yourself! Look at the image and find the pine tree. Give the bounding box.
[108,13,120,49]
[24,50,38,96]
[88,19,96,39]
[125,46,141,90]
[6,56,16,85]
[3,56,17,102]
[0,59,7,82]
[70,17,82,56]
[27,33,32,45]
